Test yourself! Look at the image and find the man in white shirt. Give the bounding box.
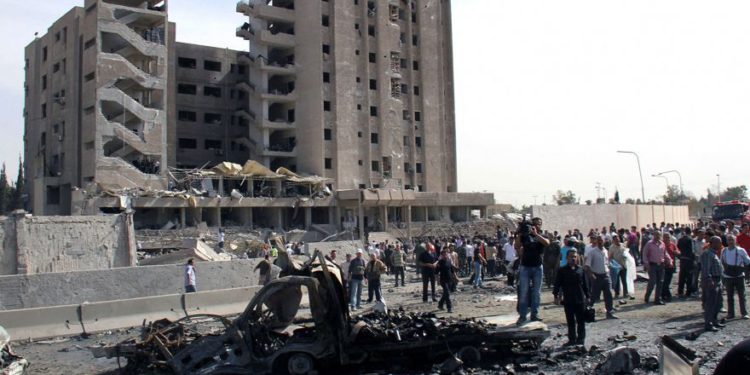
[584,236,617,319]
[464,242,475,274]
[722,235,750,319]
[185,259,197,293]
[503,241,517,263]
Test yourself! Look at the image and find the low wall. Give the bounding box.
[532,204,691,234]
[0,212,136,275]
[0,259,263,311]
[0,286,262,341]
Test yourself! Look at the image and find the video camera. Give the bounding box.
[518,215,533,243]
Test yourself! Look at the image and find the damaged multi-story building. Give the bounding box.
[23,0,494,237]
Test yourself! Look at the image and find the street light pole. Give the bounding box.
[658,170,683,195]
[652,174,669,190]
[617,150,646,203]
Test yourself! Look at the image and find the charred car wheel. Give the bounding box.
[286,353,315,375]
[458,345,481,366]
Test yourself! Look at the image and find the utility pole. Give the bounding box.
[717,174,721,202]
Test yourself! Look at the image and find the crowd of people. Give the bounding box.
[327,218,750,347]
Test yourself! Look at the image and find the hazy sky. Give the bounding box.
[2,1,749,206]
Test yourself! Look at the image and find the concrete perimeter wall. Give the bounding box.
[0,259,262,311]
[532,204,690,234]
[0,212,136,275]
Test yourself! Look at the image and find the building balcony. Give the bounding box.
[258,59,296,75]
[235,81,255,93]
[259,29,295,48]
[236,1,295,23]
[260,90,297,103]
[261,147,297,158]
[262,119,296,129]
[237,52,254,65]
[235,109,257,122]
[236,24,255,40]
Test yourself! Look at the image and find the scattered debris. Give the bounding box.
[0,326,29,375]
[91,251,549,374]
[595,346,641,374]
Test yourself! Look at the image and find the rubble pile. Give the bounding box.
[409,218,515,240]
[350,310,494,344]
[89,315,230,373]
[0,326,29,375]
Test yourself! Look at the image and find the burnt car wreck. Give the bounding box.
[91,251,549,374]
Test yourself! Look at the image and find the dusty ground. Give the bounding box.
[13,266,749,374]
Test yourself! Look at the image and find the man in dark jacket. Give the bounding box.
[418,245,438,302]
[677,227,696,297]
[554,249,590,346]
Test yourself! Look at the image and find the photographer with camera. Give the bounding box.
[515,217,550,325]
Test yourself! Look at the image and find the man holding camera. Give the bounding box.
[515,217,550,325]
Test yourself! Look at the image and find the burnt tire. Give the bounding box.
[458,345,482,366]
[286,352,315,375]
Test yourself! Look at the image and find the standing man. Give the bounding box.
[217,228,226,252]
[661,232,679,302]
[365,253,387,303]
[418,244,438,303]
[515,217,550,325]
[721,234,750,319]
[437,249,454,313]
[185,259,197,293]
[702,237,725,331]
[585,235,618,319]
[486,242,498,278]
[503,236,518,285]
[677,227,697,298]
[473,245,487,289]
[737,224,750,284]
[340,253,352,295]
[554,250,590,346]
[543,234,561,288]
[391,245,407,287]
[464,240,475,276]
[349,249,366,310]
[643,232,668,305]
[608,235,631,299]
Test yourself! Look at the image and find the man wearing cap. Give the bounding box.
[348,249,367,310]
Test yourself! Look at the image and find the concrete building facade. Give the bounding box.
[24,0,169,215]
[236,0,458,192]
[24,0,492,235]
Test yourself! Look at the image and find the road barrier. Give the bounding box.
[0,286,262,341]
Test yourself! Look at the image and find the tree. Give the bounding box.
[552,190,577,205]
[722,185,748,201]
[0,164,8,214]
[625,198,636,204]
[12,156,24,211]
[614,190,620,204]
[663,185,688,204]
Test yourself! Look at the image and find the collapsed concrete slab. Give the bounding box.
[139,239,231,266]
